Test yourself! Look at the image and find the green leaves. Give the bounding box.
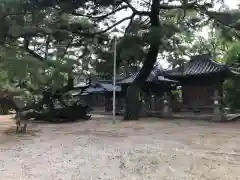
[32,11,47,25]
[224,41,240,68]
[0,43,76,95]
[220,39,240,111]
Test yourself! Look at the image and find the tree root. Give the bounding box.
[15,119,27,133]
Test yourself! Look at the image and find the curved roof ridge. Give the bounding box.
[229,67,240,75]
[161,53,231,77]
[208,57,228,67]
[191,53,227,67]
[117,65,176,84]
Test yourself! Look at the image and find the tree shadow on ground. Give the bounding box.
[3,127,41,137]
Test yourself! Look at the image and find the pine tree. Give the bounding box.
[0,0,239,119]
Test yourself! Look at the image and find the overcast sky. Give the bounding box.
[217,0,239,9]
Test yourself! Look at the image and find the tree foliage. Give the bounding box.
[222,41,240,111]
[0,0,239,119]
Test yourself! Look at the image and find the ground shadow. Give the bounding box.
[3,126,42,137]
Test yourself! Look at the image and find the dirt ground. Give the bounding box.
[0,115,240,180]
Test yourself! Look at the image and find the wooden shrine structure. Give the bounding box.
[158,54,238,120]
[72,54,238,121]
[117,54,238,121]
[117,66,178,116]
[71,80,122,112]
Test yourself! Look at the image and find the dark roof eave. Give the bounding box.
[164,69,231,79]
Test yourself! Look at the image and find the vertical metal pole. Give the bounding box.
[113,37,117,124]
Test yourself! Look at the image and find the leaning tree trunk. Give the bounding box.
[124,0,161,120]
[124,83,141,120]
[20,70,74,121]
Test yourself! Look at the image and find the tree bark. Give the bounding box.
[124,0,161,120]
[124,83,141,120]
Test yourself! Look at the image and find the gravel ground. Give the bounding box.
[0,115,240,180]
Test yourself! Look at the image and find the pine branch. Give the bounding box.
[202,11,240,38]
[159,1,213,10]
[59,37,74,61]
[116,13,136,68]
[122,0,150,16]
[79,15,135,36]
[71,5,129,20]
[24,39,44,61]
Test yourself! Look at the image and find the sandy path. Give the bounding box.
[0,115,240,179]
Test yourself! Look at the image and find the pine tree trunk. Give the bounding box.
[124,0,160,120]
[124,83,141,120]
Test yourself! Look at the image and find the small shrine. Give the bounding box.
[160,54,239,121]
[117,66,178,116]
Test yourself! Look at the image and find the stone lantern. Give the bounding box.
[211,90,225,121]
[162,92,172,118]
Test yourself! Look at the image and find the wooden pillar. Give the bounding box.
[105,94,112,112]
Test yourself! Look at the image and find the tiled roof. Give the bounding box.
[117,54,233,84]
[74,82,88,88]
[81,82,121,94]
[164,54,230,77]
[73,79,122,94]
[74,54,232,88]
[84,87,105,93]
[97,83,121,92]
[157,76,178,82]
[70,87,105,96]
[117,66,172,84]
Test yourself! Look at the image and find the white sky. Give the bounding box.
[114,0,240,68]
[218,0,240,9]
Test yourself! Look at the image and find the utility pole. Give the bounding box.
[112,36,117,124]
[112,0,117,124]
